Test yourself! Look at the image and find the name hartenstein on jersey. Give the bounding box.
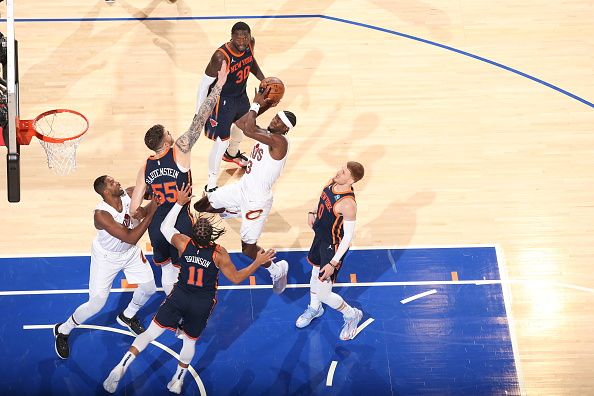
[145,167,180,184]
[320,191,333,211]
[229,55,253,73]
[184,255,212,268]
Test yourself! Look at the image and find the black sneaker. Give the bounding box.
[116,313,145,336]
[222,150,249,168]
[53,323,70,359]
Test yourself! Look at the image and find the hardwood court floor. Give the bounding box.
[1,1,593,394]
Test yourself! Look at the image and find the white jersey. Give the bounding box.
[94,193,138,253]
[240,138,288,200]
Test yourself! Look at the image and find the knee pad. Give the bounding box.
[161,263,180,286]
[139,279,157,296]
[179,337,196,365]
[88,295,108,312]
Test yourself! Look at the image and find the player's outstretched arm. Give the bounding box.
[160,183,194,254]
[235,87,277,145]
[215,246,276,284]
[95,196,159,245]
[175,61,228,156]
[130,165,149,219]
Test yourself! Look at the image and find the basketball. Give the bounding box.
[258,77,285,104]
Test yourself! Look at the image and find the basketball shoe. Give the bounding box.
[117,313,145,336]
[271,260,289,294]
[53,323,70,359]
[222,150,249,168]
[339,308,363,340]
[295,305,324,328]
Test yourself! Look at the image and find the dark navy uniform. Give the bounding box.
[144,148,193,265]
[205,43,255,141]
[308,182,356,282]
[154,240,220,339]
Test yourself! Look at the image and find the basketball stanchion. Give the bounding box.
[16,109,89,175]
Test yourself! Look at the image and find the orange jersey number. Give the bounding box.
[187,266,204,287]
[151,181,178,204]
[235,66,251,84]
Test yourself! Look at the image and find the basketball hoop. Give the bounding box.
[17,109,89,175]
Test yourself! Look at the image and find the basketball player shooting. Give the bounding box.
[193,86,296,293]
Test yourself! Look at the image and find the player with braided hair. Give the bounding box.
[104,184,275,394]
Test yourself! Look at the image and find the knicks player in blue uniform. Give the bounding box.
[104,184,275,394]
[194,21,267,193]
[295,162,366,340]
[129,61,228,296]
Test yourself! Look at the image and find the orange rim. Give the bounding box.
[31,109,89,143]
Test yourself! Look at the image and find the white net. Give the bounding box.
[34,110,88,176]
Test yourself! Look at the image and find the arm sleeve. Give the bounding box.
[195,74,217,113]
[160,203,183,243]
[331,220,356,263]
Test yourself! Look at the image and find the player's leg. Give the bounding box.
[296,238,326,328]
[313,242,362,340]
[167,296,216,394]
[239,198,288,293]
[149,225,180,296]
[167,336,196,394]
[103,321,166,393]
[222,93,250,168]
[222,123,249,167]
[117,248,157,335]
[206,136,230,192]
[54,244,118,359]
[205,97,236,191]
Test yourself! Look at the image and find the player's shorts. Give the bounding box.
[306,234,349,283]
[208,182,273,244]
[153,286,216,340]
[89,240,154,298]
[148,205,193,266]
[204,92,249,141]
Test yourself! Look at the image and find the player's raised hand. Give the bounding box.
[215,60,228,87]
[253,86,272,106]
[254,248,277,266]
[176,183,194,206]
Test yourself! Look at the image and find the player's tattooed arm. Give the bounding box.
[175,60,228,153]
[175,84,223,153]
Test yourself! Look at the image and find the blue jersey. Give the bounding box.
[144,147,192,218]
[211,42,254,97]
[312,182,356,245]
[176,240,220,296]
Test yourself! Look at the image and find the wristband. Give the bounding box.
[249,102,261,113]
[308,211,316,215]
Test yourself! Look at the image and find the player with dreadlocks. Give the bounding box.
[104,184,275,394]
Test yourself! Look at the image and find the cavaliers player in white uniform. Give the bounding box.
[193,87,297,293]
[53,175,159,359]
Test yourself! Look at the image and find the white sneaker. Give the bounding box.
[271,260,288,294]
[103,367,124,393]
[339,308,363,340]
[296,305,324,328]
[167,378,184,394]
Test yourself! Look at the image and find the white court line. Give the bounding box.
[0,244,498,259]
[5,278,594,296]
[326,361,338,386]
[354,317,375,338]
[496,244,525,396]
[24,324,207,396]
[400,289,437,304]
